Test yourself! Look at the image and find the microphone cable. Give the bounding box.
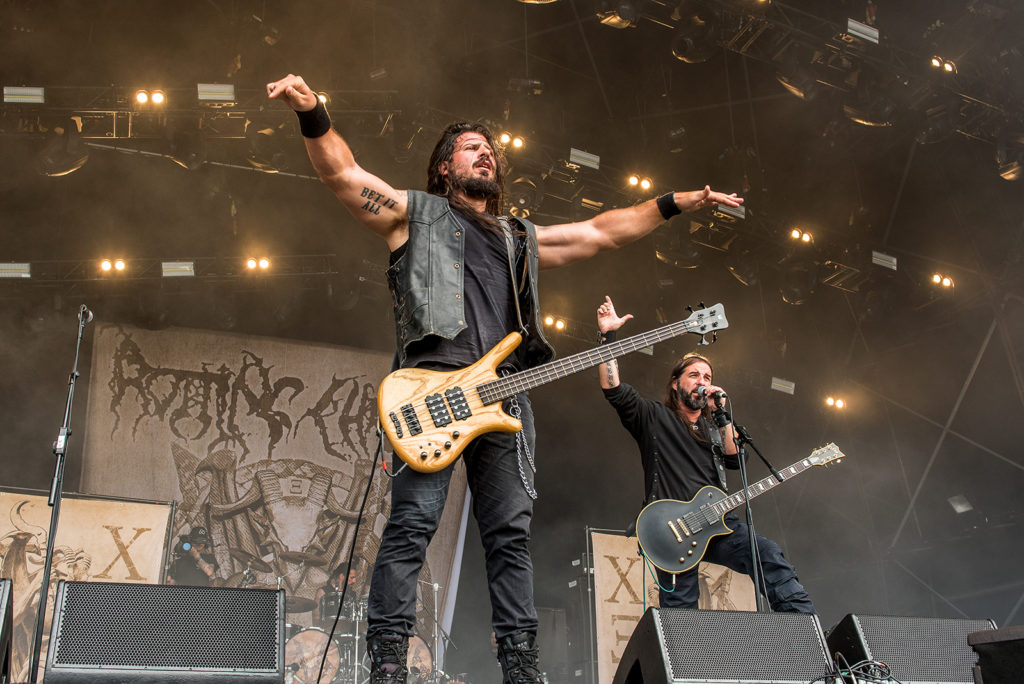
[315,424,387,684]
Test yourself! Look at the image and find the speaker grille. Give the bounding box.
[50,582,281,672]
[841,614,996,684]
[657,608,832,683]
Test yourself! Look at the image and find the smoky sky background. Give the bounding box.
[2,0,1024,680]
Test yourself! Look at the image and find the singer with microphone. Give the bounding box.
[595,296,814,613]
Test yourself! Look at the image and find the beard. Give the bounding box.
[449,168,501,200]
[680,389,707,412]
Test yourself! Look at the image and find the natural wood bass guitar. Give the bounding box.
[635,443,844,573]
[377,304,728,473]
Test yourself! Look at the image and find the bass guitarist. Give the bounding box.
[267,73,742,684]
[596,296,815,614]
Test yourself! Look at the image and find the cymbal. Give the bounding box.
[222,571,256,589]
[279,551,327,567]
[285,596,317,614]
[229,548,272,572]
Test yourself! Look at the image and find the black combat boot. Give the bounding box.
[367,632,409,684]
[496,631,544,684]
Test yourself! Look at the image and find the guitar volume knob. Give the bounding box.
[444,441,452,449]
[452,431,460,438]
[434,449,441,457]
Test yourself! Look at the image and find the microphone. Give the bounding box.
[79,305,94,324]
[696,385,727,403]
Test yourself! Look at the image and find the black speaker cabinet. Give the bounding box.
[613,607,835,684]
[44,581,284,683]
[826,613,997,684]
[968,625,1024,684]
[1,578,11,684]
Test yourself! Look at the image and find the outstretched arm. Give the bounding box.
[267,74,409,252]
[536,186,742,269]
[596,296,634,390]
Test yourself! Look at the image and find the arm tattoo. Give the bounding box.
[605,359,618,385]
[359,186,398,216]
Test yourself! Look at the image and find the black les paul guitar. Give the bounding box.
[635,443,844,573]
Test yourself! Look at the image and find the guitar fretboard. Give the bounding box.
[712,459,814,515]
[475,309,724,404]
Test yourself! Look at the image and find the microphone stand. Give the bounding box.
[417,579,457,676]
[29,305,92,682]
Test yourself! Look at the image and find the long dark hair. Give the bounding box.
[665,352,715,442]
[426,122,507,230]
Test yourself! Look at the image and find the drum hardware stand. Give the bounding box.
[28,305,93,683]
[417,579,456,682]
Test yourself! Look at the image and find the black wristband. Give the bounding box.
[296,100,332,138]
[599,330,617,344]
[713,408,732,428]
[657,192,681,220]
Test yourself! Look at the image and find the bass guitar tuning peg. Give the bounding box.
[712,331,718,343]
[686,305,694,313]
[698,301,706,309]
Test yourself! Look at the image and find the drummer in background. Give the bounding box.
[167,526,218,586]
[316,565,358,605]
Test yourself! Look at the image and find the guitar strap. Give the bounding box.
[701,416,730,492]
[498,217,529,337]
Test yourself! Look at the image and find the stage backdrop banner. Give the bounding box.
[590,530,755,684]
[0,489,173,682]
[80,324,469,655]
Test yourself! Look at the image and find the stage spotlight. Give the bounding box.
[508,174,544,218]
[825,396,846,409]
[628,174,640,186]
[150,90,166,105]
[37,119,89,177]
[246,258,258,270]
[780,261,816,305]
[258,257,270,270]
[671,13,717,64]
[3,86,45,104]
[197,83,235,103]
[544,314,555,326]
[931,272,954,288]
[100,259,126,273]
[554,319,565,330]
[995,132,1024,181]
[101,259,112,272]
[165,122,206,171]
[639,177,652,191]
[135,90,149,104]
[930,56,956,73]
[776,49,822,101]
[246,121,289,173]
[499,132,512,145]
[511,136,524,149]
[789,228,812,242]
[597,1,638,29]
[114,259,126,271]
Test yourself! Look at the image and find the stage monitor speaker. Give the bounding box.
[826,613,996,684]
[1,577,11,684]
[612,607,835,684]
[44,581,284,683]
[967,625,1024,684]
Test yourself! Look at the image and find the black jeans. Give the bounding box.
[655,514,815,613]
[367,393,538,640]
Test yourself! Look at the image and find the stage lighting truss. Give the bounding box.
[0,255,337,287]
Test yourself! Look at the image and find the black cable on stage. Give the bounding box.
[315,425,387,684]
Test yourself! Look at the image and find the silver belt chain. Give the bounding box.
[506,391,537,500]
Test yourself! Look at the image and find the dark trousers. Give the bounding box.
[655,514,815,613]
[367,393,538,640]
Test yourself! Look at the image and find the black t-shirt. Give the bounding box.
[603,382,737,503]
[392,210,528,371]
[168,553,217,586]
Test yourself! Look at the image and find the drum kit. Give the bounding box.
[282,592,450,683]
[222,549,454,683]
